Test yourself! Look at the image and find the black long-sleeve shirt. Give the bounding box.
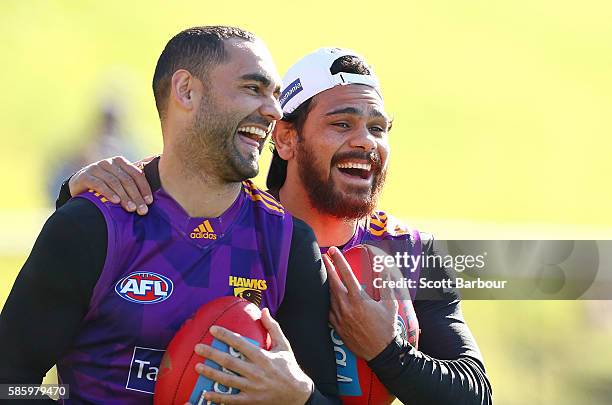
[370,238,493,404]
[0,161,339,405]
[267,193,493,404]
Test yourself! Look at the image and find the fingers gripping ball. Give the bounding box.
[336,245,420,405]
[154,296,271,405]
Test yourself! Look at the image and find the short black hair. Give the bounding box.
[266,55,374,193]
[152,26,256,119]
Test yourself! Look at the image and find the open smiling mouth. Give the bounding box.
[238,125,267,140]
[236,125,269,149]
[336,161,373,180]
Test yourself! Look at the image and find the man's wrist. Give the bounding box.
[367,334,411,379]
[300,377,315,405]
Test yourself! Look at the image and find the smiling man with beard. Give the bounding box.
[266,48,492,404]
[0,27,339,405]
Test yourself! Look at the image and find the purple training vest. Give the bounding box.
[56,180,293,404]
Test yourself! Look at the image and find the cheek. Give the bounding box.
[302,130,338,167]
[321,144,342,171]
[225,92,259,117]
[378,142,390,166]
[311,145,334,172]
[323,133,347,161]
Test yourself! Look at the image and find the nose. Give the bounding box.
[349,125,377,151]
[260,95,283,122]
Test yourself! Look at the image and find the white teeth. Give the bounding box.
[336,162,372,171]
[238,126,267,139]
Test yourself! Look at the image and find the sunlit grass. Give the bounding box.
[1,1,612,403]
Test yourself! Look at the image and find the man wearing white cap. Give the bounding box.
[267,47,492,404]
[55,48,492,404]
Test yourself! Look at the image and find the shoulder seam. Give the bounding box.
[242,181,286,216]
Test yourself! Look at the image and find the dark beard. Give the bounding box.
[181,95,260,183]
[296,139,386,220]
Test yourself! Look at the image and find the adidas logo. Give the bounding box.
[190,220,217,240]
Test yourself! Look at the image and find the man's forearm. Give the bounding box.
[368,335,492,405]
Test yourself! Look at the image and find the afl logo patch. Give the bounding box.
[115,272,174,304]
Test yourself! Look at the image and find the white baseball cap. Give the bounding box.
[278,47,382,115]
[267,47,382,192]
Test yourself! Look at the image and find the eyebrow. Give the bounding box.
[325,106,390,122]
[326,106,362,116]
[240,73,281,94]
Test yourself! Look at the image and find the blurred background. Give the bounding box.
[1,1,611,403]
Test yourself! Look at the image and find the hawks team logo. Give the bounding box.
[228,276,267,306]
[115,272,174,304]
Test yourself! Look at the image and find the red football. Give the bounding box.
[154,296,271,405]
[336,245,420,405]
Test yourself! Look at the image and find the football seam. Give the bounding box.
[170,297,252,404]
[363,245,380,301]
[368,368,375,404]
[363,245,381,405]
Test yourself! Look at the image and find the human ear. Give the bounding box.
[170,69,196,111]
[272,121,298,161]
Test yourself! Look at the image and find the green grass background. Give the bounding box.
[1,1,611,404]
